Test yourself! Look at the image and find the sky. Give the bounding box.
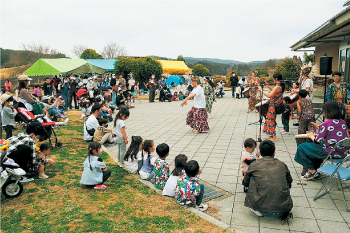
[0,0,347,62]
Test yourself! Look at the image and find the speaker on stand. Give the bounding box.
[320,56,333,103]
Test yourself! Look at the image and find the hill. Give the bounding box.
[184,57,243,65]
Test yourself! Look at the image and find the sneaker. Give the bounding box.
[281,130,290,135]
[94,184,107,190]
[196,204,208,212]
[280,129,286,133]
[250,208,264,217]
[293,122,299,126]
[38,173,49,179]
[20,176,34,183]
[302,171,318,180]
[243,186,249,193]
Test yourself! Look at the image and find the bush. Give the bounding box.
[80,49,103,59]
[192,64,210,77]
[274,57,302,81]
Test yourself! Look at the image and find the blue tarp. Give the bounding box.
[166,75,185,86]
[85,59,117,71]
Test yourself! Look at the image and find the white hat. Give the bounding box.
[18,75,32,81]
[0,94,13,104]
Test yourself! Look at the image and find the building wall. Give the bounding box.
[314,42,340,74]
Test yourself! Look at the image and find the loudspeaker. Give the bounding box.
[320,56,333,75]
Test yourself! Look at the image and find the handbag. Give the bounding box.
[85,117,96,136]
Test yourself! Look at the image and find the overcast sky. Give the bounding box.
[0,0,346,62]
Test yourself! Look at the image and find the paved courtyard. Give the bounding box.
[107,94,350,233]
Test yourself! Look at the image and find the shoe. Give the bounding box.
[94,184,107,190]
[302,171,318,180]
[38,173,49,179]
[118,162,124,168]
[250,208,263,217]
[280,129,286,133]
[281,212,293,224]
[63,118,69,125]
[280,130,290,135]
[20,176,34,183]
[253,110,258,113]
[243,186,249,193]
[293,123,299,126]
[196,204,208,212]
[106,142,117,147]
[247,110,250,113]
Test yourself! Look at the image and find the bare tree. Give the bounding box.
[101,42,127,59]
[22,42,51,58]
[71,45,87,58]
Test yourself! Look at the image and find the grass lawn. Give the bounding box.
[1,111,227,233]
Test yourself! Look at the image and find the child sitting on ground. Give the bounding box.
[175,160,208,211]
[36,143,55,179]
[139,140,156,180]
[172,92,179,101]
[1,94,17,139]
[80,141,112,190]
[179,91,184,100]
[241,138,259,193]
[163,154,187,197]
[81,101,91,119]
[101,100,113,122]
[280,97,292,135]
[152,143,170,190]
[297,89,315,134]
[124,136,143,174]
[93,118,115,147]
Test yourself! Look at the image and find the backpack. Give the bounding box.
[301,100,314,119]
[32,102,44,115]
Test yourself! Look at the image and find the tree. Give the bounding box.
[80,49,103,59]
[264,59,277,70]
[177,55,186,63]
[72,45,87,58]
[192,64,210,77]
[101,42,127,59]
[114,57,135,77]
[274,57,302,81]
[255,68,269,77]
[303,52,314,64]
[21,42,65,63]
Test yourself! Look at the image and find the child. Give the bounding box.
[280,97,292,135]
[80,141,112,190]
[101,100,113,122]
[1,94,17,139]
[139,140,156,180]
[36,143,55,179]
[113,107,130,167]
[81,101,91,119]
[124,136,143,174]
[290,82,299,95]
[163,154,188,197]
[240,138,259,192]
[94,118,115,146]
[235,85,242,99]
[179,91,184,100]
[172,92,179,101]
[297,89,315,134]
[175,160,208,212]
[152,143,170,190]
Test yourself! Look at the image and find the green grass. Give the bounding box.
[1,113,225,233]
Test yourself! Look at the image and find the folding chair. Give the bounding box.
[314,138,350,211]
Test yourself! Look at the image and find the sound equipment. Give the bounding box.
[320,56,333,75]
[242,88,250,98]
[295,134,313,146]
[255,100,269,119]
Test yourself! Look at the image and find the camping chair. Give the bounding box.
[314,139,350,212]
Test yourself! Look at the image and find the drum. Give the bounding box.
[242,88,250,98]
[255,100,269,118]
[295,134,313,146]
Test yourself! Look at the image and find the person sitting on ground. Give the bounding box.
[101,100,113,122]
[124,136,143,174]
[116,89,127,109]
[152,143,170,190]
[7,122,47,182]
[172,91,179,101]
[93,118,116,147]
[139,140,156,180]
[297,89,315,134]
[295,101,349,180]
[32,87,42,101]
[177,82,186,96]
[240,138,259,193]
[1,94,17,139]
[36,143,55,179]
[80,141,112,190]
[179,91,184,100]
[175,160,208,212]
[80,101,91,119]
[43,96,64,120]
[84,104,101,142]
[163,154,188,197]
[243,140,293,221]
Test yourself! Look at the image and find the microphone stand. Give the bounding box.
[248,83,265,142]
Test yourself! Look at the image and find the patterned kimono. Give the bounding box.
[325,83,350,105]
[298,98,316,134]
[204,84,215,114]
[248,78,259,111]
[175,174,201,205]
[263,86,283,136]
[152,158,170,190]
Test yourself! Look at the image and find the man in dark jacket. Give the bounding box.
[230,71,238,98]
[243,140,293,221]
[68,76,78,109]
[43,78,53,96]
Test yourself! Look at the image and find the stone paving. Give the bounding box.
[105,94,350,233]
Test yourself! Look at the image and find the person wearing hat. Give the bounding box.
[180,77,210,134]
[299,65,314,100]
[148,74,157,102]
[1,94,17,139]
[17,75,37,111]
[325,71,350,106]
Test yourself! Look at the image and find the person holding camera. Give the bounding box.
[84,105,101,142]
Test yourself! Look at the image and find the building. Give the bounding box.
[291,2,350,83]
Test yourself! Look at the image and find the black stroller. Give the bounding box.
[159,86,172,102]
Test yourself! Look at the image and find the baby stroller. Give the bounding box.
[15,107,63,149]
[76,88,89,106]
[0,144,26,198]
[160,87,172,102]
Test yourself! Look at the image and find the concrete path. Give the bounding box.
[105,94,350,233]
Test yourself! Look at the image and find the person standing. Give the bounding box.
[204,77,216,118]
[60,77,70,110]
[68,76,78,109]
[148,74,157,103]
[230,72,238,98]
[325,71,350,105]
[158,76,166,102]
[238,77,247,98]
[181,77,209,134]
[259,73,284,142]
[43,78,53,96]
[52,75,60,95]
[299,66,314,100]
